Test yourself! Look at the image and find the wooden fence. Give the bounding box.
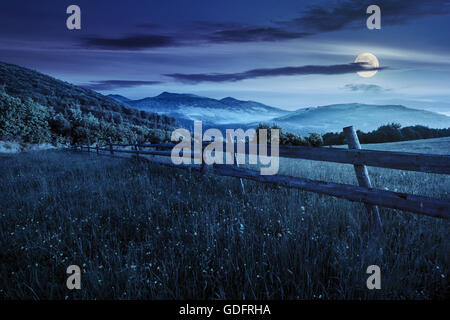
[71,126,450,229]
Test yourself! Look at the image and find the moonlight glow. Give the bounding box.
[355,53,379,78]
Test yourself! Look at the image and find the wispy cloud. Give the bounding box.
[135,23,163,29]
[166,62,387,83]
[81,34,176,50]
[343,83,391,93]
[82,80,162,90]
[207,27,310,43]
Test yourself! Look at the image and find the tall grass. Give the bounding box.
[0,142,448,299]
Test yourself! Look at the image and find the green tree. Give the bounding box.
[0,88,52,143]
[307,133,324,147]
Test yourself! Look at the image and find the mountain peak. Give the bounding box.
[220,97,242,104]
[123,92,289,125]
[156,92,200,99]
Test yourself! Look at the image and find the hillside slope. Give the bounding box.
[0,61,177,144]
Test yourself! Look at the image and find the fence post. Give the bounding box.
[108,138,114,157]
[201,153,207,176]
[135,140,139,158]
[87,138,90,153]
[234,152,246,196]
[226,134,245,196]
[343,126,383,232]
[96,143,99,155]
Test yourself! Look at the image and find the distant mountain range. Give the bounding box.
[110,93,450,135]
[110,92,290,127]
[269,103,450,134]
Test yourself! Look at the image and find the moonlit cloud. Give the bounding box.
[82,80,162,90]
[81,35,176,50]
[166,62,387,83]
[343,84,391,93]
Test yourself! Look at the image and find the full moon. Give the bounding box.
[355,53,379,78]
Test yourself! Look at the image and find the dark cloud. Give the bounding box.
[82,80,162,90]
[135,23,162,29]
[207,27,310,43]
[204,0,450,43]
[288,0,450,33]
[81,34,176,50]
[78,0,450,50]
[166,62,387,83]
[344,84,391,93]
[188,21,243,31]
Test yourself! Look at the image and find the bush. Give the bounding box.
[307,133,324,147]
[49,113,71,136]
[255,124,326,147]
[281,132,309,146]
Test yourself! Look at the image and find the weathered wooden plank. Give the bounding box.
[344,126,383,232]
[103,148,203,158]
[138,143,177,149]
[79,142,450,174]
[149,142,450,174]
[108,148,172,157]
[278,145,450,174]
[109,142,174,148]
[213,164,450,220]
[210,142,450,174]
[109,143,134,147]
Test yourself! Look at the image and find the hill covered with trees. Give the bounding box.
[0,61,177,146]
[322,123,450,146]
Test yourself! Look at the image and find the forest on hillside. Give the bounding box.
[0,62,177,146]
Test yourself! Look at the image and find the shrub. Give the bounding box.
[308,133,324,147]
[282,132,309,146]
[49,113,71,136]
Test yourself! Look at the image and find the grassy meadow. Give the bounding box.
[0,138,449,299]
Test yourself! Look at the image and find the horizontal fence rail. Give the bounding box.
[279,146,450,175]
[213,165,450,220]
[82,142,450,175]
[72,127,450,224]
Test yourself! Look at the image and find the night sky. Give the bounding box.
[1,0,449,114]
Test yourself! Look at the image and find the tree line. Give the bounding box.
[256,123,450,147]
[0,87,174,146]
[322,123,450,146]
